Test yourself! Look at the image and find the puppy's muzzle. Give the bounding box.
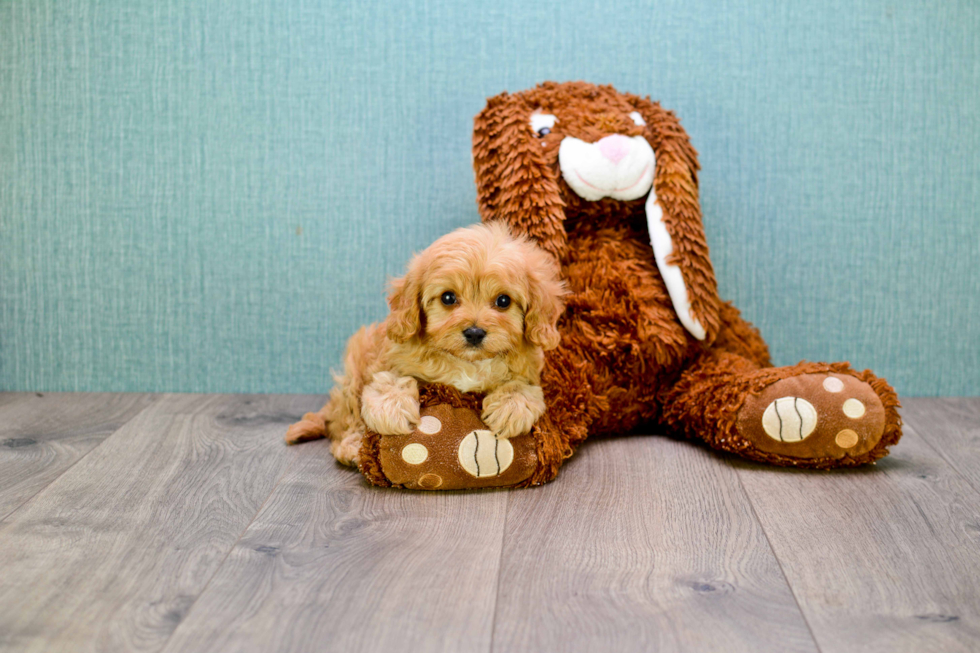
[463,327,487,346]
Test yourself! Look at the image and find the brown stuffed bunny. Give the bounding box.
[292,81,902,489]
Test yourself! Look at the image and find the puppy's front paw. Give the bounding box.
[361,372,420,435]
[481,382,546,439]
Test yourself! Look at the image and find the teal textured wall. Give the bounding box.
[1,0,978,396]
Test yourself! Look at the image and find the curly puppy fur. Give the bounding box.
[285,222,566,465]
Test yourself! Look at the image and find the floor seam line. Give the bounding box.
[901,412,980,500]
[0,394,162,525]
[157,444,300,652]
[159,440,296,653]
[487,490,511,653]
[729,459,825,653]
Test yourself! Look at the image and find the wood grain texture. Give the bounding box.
[733,427,980,652]
[902,398,980,494]
[2,395,979,653]
[0,393,323,653]
[0,392,157,520]
[160,439,509,653]
[491,435,818,653]
[0,393,25,408]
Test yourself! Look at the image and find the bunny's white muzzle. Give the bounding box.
[557,133,707,341]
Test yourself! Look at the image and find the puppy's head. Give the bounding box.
[387,222,565,360]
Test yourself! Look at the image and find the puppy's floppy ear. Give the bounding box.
[519,236,567,351]
[473,91,568,261]
[625,93,721,342]
[386,262,424,343]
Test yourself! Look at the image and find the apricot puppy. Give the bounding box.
[285,222,566,466]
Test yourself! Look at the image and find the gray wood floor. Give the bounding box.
[0,393,978,653]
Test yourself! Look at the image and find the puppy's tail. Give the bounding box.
[284,409,329,445]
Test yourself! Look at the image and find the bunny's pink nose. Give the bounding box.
[597,134,631,164]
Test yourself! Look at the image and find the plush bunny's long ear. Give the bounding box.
[473,93,568,261]
[627,94,721,343]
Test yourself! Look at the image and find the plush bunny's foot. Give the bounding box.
[737,373,890,462]
[361,403,538,490]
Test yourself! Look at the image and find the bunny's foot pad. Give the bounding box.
[737,373,888,461]
[361,403,537,490]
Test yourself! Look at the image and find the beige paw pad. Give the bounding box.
[842,398,866,419]
[417,473,443,489]
[418,415,442,434]
[835,429,859,449]
[762,397,818,442]
[822,377,844,393]
[458,430,514,478]
[401,443,428,465]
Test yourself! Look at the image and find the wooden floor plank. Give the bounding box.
[491,435,818,653]
[4,393,977,653]
[901,398,980,494]
[160,439,509,653]
[733,426,980,653]
[0,392,27,408]
[0,393,323,653]
[0,392,157,520]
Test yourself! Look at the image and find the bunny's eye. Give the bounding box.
[530,112,557,139]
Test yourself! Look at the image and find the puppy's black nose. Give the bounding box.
[463,326,487,346]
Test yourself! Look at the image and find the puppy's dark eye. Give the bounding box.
[441,291,457,306]
[495,294,511,309]
[535,127,551,138]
